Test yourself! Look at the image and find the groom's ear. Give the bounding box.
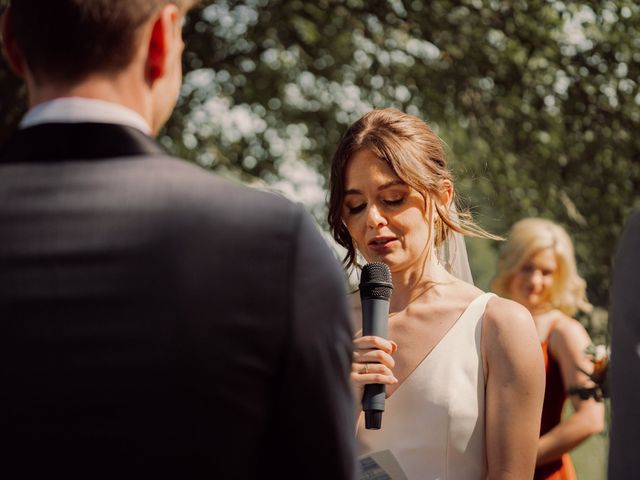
[144,4,181,85]
[1,7,27,78]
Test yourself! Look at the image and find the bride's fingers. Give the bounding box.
[354,335,396,355]
[350,362,397,384]
[351,362,394,377]
[353,349,395,369]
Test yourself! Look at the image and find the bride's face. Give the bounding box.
[508,247,557,313]
[341,148,433,274]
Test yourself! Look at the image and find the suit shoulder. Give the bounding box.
[618,211,640,249]
[137,154,298,218]
[626,210,640,229]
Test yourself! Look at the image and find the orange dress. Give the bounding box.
[534,332,577,480]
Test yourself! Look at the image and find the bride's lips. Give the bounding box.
[367,236,398,253]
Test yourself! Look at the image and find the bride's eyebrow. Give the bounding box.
[344,180,405,196]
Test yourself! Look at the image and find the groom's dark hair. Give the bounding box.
[7,0,196,83]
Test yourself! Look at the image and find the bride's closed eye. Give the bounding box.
[346,203,366,215]
[344,195,406,215]
[383,196,405,206]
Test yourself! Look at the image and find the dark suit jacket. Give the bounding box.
[0,123,356,479]
[608,211,640,479]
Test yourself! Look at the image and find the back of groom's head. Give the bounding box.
[3,0,198,134]
[7,0,196,84]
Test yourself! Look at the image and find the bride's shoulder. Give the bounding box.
[482,295,536,338]
[450,278,484,301]
[481,295,541,370]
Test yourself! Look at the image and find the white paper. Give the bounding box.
[358,450,408,480]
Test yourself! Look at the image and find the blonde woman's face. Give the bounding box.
[341,148,432,274]
[508,247,557,313]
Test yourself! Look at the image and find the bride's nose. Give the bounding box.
[366,204,388,228]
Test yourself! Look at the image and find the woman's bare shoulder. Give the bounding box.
[444,278,485,306]
[548,311,592,352]
[454,278,484,296]
[483,295,535,335]
[550,311,587,334]
[481,295,543,381]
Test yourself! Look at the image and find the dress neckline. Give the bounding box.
[386,292,493,400]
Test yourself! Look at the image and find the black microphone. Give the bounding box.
[359,262,393,430]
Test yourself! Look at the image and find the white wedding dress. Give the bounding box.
[356,293,495,480]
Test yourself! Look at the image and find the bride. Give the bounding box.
[328,108,545,479]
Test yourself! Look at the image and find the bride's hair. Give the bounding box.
[491,218,592,316]
[328,108,498,269]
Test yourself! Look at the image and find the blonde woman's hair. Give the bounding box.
[328,108,499,269]
[491,218,592,316]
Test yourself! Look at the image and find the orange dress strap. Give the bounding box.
[540,319,559,369]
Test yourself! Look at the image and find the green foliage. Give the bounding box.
[1,0,638,311]
[565,399,610,479]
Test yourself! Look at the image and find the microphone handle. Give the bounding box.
[361,297,390,429]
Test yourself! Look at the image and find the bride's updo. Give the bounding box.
[328,108,495,269]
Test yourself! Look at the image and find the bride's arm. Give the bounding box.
[483,297,545,479]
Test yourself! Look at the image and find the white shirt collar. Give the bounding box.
[20,97,152,135]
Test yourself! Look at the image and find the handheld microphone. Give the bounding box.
[359,262,393,430]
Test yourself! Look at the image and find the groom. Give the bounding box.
[608,211,640,479]
[0,1,355,478]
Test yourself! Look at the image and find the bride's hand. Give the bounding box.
[351,336,398,402]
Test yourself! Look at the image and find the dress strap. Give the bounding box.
[454,292,496,334]
[542,316,562,368]
[478,292,496,308]
[467,292,496,319]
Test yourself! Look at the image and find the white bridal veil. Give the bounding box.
[435,205,474,285]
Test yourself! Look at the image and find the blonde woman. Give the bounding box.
[492,218,605,480]
[328,108,545,479]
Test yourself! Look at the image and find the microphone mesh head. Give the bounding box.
[359,262,393,300]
